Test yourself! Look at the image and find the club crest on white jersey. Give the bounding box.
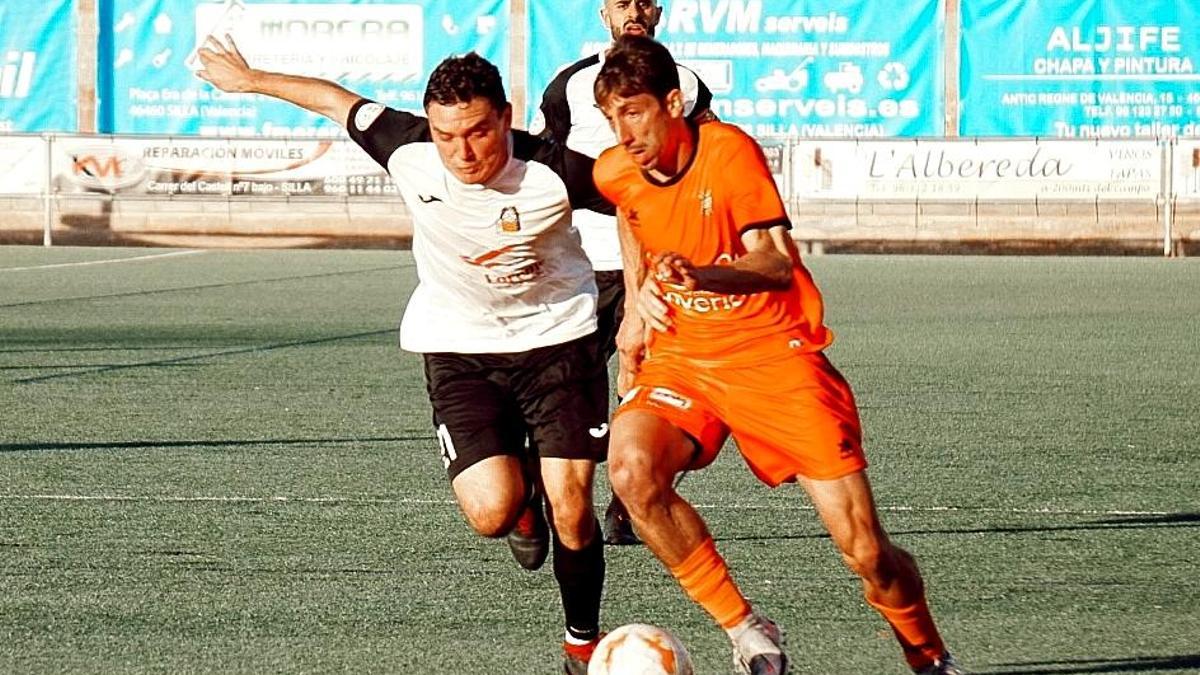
[499,206,521,233]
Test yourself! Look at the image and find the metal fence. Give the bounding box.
[2,133,1198,254]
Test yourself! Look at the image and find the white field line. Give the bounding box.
[0,493,1172,517]
[0,250,205,272]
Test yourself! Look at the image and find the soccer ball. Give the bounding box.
[587,623,694,675]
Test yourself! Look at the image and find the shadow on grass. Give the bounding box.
[0,264,411,310]
[11,328,396,384]
[714,513,1200,543]
[980,653,1200,673]
[0,347,203,353]
[888,514,1200,537]
[1091,513,1200,525]
[0,436,433,454]
[1,363,200,370]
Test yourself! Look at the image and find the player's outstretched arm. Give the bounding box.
[195,35,361,126]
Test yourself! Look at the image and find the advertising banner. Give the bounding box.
[527,0,944,137]
[1176,140,1200,201]
[960,0,1200,138]
[790,139,1162,200]
[51,135,393,197]
[100,0,509,135]
[0,1,78,132]
[0,137,50,194]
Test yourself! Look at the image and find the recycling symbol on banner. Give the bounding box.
[877,62,910,91]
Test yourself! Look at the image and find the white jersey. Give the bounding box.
[530,50,712,271]
[347,100,612,354]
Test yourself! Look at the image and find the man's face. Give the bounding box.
[425,97,512,185]
[601,0,661,40]
[599,90,683,172]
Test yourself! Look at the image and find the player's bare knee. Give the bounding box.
[459,494,524,539]
[549,507,596,549]
[609,464,669,518]
[607,440,649,494]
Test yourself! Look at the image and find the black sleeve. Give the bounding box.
[535,55,599,142]
[514,129,614,216]
[537,70,573,144]
[345,99,430,170]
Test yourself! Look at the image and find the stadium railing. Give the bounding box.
[0,133,1195,256]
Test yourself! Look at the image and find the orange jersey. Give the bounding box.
[594,121,831,363]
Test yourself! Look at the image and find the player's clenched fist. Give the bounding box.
[651,251,698,290]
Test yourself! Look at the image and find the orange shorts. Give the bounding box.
[615,348,867,486]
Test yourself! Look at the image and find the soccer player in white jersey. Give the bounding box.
[197,39,610,674]
[530,0,713,545]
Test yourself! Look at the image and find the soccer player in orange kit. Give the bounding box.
[591,35,966,675]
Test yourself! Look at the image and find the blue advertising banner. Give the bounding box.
[100,0,510,135]
[960,0,1200,138]
[527,0,944,138]
[0,1,78,132]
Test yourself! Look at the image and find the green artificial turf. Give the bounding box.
[1,247,1197,674]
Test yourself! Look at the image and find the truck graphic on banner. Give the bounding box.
[527,0,944,138]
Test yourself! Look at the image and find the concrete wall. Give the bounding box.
[2,194,1192,254]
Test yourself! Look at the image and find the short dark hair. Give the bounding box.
[594,34,679,106]
[423,52,508,111]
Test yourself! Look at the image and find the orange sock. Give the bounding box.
[669,538,751,629]
[867,594,946,669]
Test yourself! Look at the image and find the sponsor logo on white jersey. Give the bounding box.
[460,242,546,286]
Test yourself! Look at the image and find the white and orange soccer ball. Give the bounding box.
[587,623,694,675]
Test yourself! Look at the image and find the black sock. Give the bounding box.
[553,519,605,642]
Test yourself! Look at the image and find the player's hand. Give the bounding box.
[651,251,699,291]
[636,275,673,333]
[195,34,255,93]
[614,313,647,397]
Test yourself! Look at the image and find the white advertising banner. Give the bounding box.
[50,135,393,197]
[1174,140,1200,201]
[790,139,1163,200]
[104,0,509,135]
[0,136,49,194]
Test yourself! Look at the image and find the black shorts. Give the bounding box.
[594,270,625,363]
[423,333,610,480]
